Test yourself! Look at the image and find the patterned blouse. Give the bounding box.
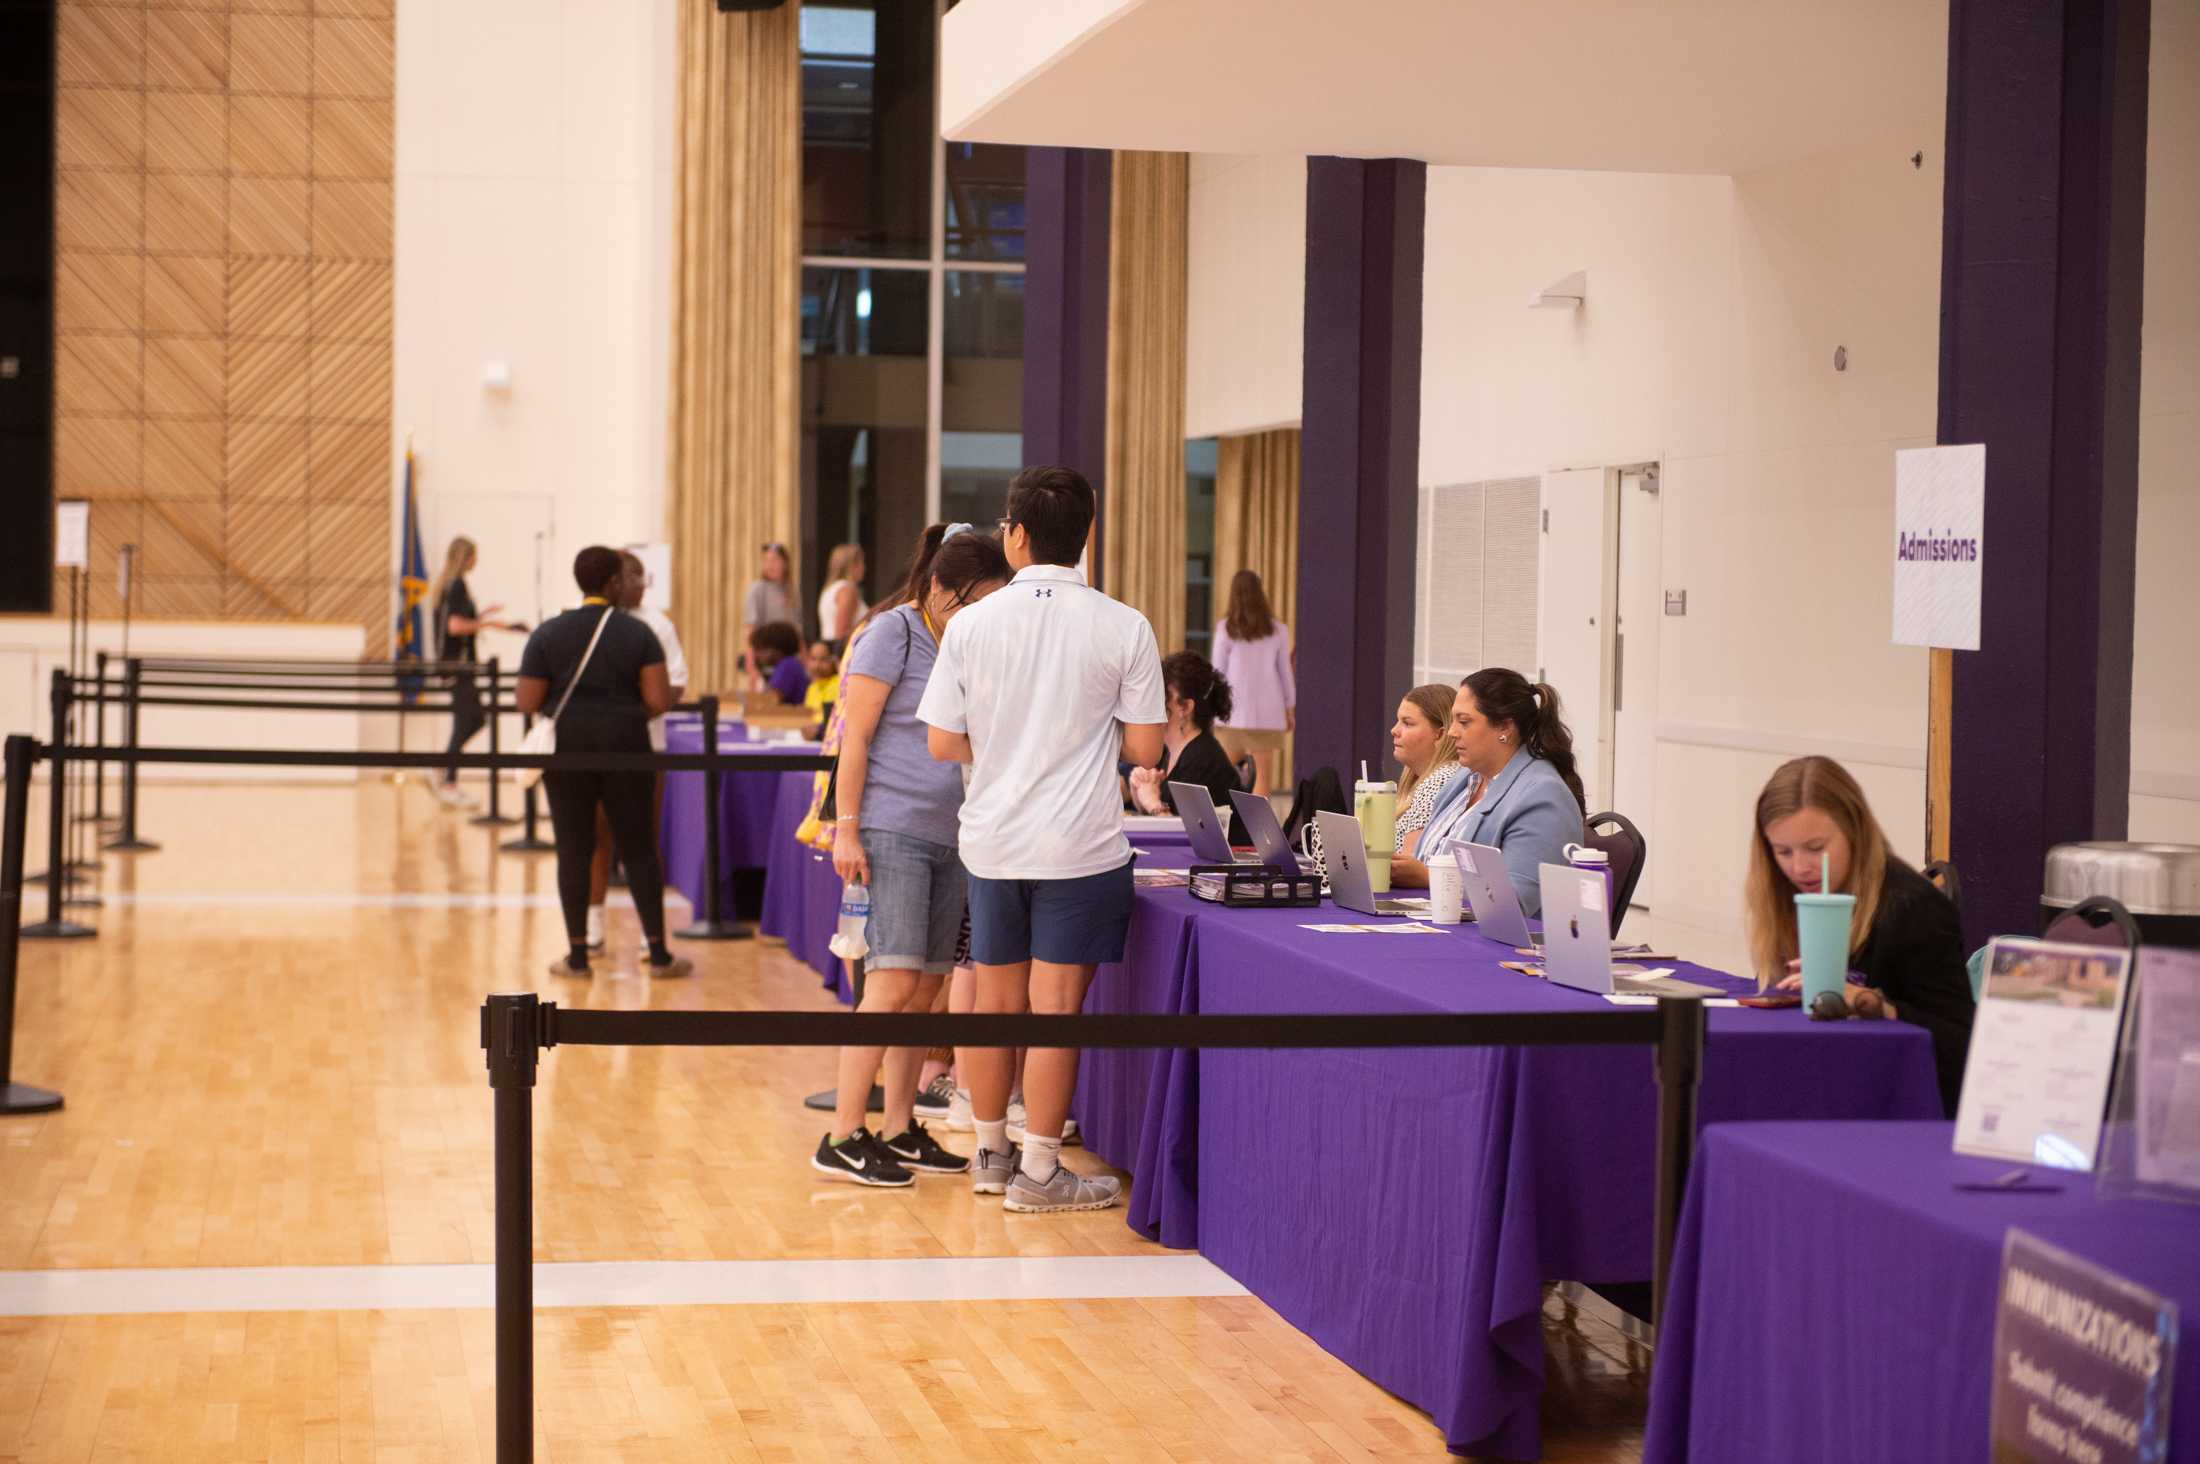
[1395,760,1466,852]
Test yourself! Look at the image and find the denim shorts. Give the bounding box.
[967,859,1136,967]
[861,827,967,975]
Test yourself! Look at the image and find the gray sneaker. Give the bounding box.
[1003,1161,1122,1214]
[971,1145,1017,1197]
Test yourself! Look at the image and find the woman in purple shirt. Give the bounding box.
[747,620,810,705]
[1210,570,1295,796]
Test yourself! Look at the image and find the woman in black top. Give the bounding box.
[1128,652,1244,820]
[1748,755,1975,1114]
[428,536,520,807]
[517,545,689,980]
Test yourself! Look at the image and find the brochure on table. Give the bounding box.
[1955,937,2134,1171]
[1990,1228,2178,1464]
[2099,945,2200,1207]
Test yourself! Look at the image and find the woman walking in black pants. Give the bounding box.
[428,536,520,808]
[516,546,692,980]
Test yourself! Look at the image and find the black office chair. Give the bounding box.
[2043,894,2141,951]
[1582,810,1646,938]
[1234,756,1257,792]
[1922,858,1962,917]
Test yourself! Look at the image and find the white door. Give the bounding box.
[1537,468,1616,815]
[1610,467,1662,909]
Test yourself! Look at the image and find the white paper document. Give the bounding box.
[1955,937,2133,1170]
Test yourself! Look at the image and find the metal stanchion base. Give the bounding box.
[63,891,103,909]
[499,833,555,853]
[103,837,161,852]
[26,868,91,886]
[803,1085,884,1114]
[21,920,96,940]
[469,812,521,827]
[65,859,101,873]
[675,918,751,941]
[0,1083,64,1117]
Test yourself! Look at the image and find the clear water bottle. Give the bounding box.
[830,882,870,960]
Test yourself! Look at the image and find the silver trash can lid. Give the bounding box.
[2042,842,2200,917]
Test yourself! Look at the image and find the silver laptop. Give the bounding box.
[1450,841,1538,947]
[1228,790,1301,875]
[1170,782,1260,865]
[1538,864,1720,999]
[1316,810,1420,917]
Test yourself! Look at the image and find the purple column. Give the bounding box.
[1021,147,1111,569]
[1296,157,1424,784]
[1939,0,2150,945]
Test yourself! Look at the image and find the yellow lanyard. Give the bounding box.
[582,596,610,607]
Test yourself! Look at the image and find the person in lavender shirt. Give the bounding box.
[747,621,810,706]
[1210,570,1295,796]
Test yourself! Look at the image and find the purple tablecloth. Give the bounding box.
[755,768,852,1003]
[658,722,817,913]
[1645,1122,2200,1463]
[1182,907,1945,1460]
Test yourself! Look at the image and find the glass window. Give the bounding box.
[1185,438,1218,654]
[945,143,1027,261]
[795,2,1028,599]
[801,267,928,621]
[801,1,933,259]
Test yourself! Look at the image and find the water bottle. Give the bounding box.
[830,882,870,960]
[1563,843,1613,933]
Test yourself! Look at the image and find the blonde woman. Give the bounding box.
[1389,684,1463,855]
[1748,755,1974,1114]
[817,543,869,648]
[427,536,521,808]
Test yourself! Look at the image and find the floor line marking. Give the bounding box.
[0,1255,1248,1318]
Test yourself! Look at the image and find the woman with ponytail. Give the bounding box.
[1390,667,1587,916]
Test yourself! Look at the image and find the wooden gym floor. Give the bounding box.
[1,778,1648,1461]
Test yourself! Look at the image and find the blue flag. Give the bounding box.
[393,447,428,703]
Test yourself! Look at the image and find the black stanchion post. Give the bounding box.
[24,677,95,940]
[499,715,555,853]
[677,696,747,941]
[483,993,540,1464]
[83,650,108,823]
[472,659,517,827]
[105,658,159,852]
[1649,994,1706,1333]
[0,735,66,1114]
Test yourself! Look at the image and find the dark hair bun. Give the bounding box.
[1162,651,1233,731]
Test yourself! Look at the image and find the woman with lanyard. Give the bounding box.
[516,546,691,980]
[1390,667,1587,917]
[813,523,1013,1187]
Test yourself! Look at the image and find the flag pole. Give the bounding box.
[394,431,419,786]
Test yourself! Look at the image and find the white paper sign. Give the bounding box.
[626,542,672,612]
[1955,937,2133,1170]
[1893,444,1985,650]
[116,543,135,601]
[55,501,89,569]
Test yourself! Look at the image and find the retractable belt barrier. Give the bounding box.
[478,994,1708,1464]
[0,726,834,1118]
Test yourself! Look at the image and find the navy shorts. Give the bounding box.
[967,859,1137,967]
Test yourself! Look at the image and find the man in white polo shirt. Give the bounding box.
[918,465,1166,1213]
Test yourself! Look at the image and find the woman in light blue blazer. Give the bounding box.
[1391,668,1587,916]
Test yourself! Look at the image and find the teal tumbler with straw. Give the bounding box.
[1794,851,1853,1007]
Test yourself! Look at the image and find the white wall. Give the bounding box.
[1413,130,1945,968]
[1185,153,1306,439]
[2131,0,2200,843]
[0,619,368,783]
[392,0,679,617]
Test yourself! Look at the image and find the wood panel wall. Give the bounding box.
[52,0,395,652]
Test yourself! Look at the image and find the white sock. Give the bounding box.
[585,905,605,944]
[975,1117,1009,1159]
[1022,1133,1063,1183]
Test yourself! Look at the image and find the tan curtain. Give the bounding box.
[668,1,801,695]
[1215,427,1302,780]
[1102,151,1190,653]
